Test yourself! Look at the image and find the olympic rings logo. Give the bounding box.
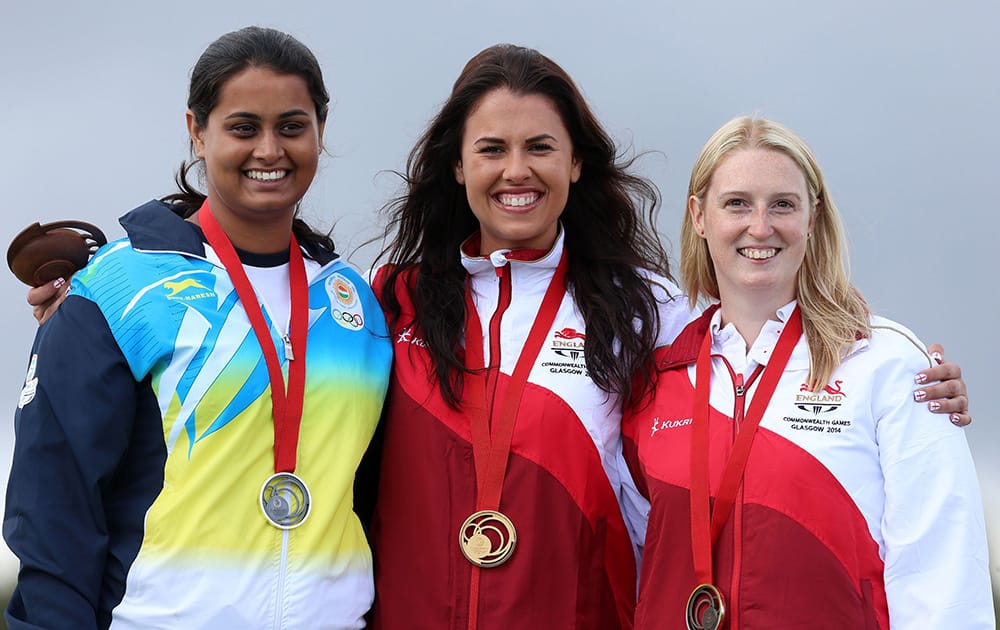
[332,308,364,330]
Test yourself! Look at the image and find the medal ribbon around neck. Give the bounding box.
[689,306,803,590]
[197,201,308,475]
[463,249,568,512]
[460,249,568,629]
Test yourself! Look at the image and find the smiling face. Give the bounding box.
[454,88,581,254]
[689,147,814,306]
[187,66,324,249]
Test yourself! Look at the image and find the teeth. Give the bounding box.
[497,192,539,207]
[739,248,778,260]
[246,170,288,181]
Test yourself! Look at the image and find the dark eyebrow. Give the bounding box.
[472,133,560,145]
[223,109,312,121]
[526,134,557,143]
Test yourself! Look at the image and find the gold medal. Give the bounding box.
[459,510,517,568]
[686,583,725,630]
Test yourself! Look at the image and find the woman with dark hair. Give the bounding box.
[4,26,391,629]
[367,44,690,629]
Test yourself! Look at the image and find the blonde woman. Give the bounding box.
[621,116,993,629]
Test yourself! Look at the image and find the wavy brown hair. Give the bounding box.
[375,44,673,407]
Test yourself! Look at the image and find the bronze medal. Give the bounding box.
[459,510,517,568]
[7,220,107,287]
[686,583,725,630]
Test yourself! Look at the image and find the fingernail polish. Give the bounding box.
[930,351,943,364]
[951,414,963,426]
[913,390,926,402]
[53,277,66,289]
[914,373,928,384]
[929,401,941,411]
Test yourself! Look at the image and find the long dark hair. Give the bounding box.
[376,43,672,407]
[162,26,334,252]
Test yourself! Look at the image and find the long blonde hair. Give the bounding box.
[680,116,870,391]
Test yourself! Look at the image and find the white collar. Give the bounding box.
[460,226,565,278]
[709,300,802,376]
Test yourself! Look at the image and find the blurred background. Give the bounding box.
[1,0,996,623]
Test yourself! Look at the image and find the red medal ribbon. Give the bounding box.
[197,201,308,474]
[689,306,803,587]
[462,249,568,629]
[463,249,568,510]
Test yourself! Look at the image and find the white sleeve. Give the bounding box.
[873,333,994,629]
[615,443,650,564]
[642,272,700,348]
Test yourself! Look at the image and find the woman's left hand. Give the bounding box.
[914,343,971,427]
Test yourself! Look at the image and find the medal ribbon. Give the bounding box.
[462,249,568,629]
[463,250,568,509]
[689,306,802,587]
[198,201,308,474]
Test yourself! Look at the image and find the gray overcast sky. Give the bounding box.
[1,0,997,590]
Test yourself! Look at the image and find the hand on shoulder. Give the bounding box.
[28,277,71,325]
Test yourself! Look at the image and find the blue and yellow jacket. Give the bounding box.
[4,200,392,629]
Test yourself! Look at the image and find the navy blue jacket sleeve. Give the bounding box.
[4,295,140,629]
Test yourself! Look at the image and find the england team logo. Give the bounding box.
[795,380,846,414]
[550,327,585,360]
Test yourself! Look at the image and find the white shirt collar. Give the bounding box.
[709,300,799,377]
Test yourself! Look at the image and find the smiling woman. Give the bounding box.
[621,116,994,629]
[2,26,391,629]
[688,148,815,346]
[454,89,581,253]
[368,43,694,630]
[187,66,324,252]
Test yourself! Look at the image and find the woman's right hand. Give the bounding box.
[29,277,71,325]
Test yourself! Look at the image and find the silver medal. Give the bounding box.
[260,472,311,529]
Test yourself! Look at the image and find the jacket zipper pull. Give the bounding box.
[283,335,294,361]
[489,249,511,278]
[734,373,746,428]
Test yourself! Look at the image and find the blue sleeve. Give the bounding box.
[4,295,139,630]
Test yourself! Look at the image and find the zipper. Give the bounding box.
[717,358,764,628]
[273,529,290,629]
[485,261,513,421]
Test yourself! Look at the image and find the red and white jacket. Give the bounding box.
[370,231,695,629]
[622,303,993,629]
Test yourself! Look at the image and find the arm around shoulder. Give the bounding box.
[869,325,994,628]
